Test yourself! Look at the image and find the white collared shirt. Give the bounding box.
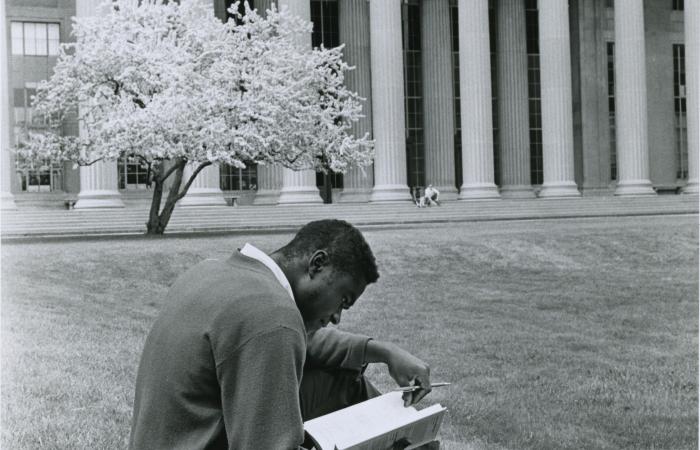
[239,243,295,301]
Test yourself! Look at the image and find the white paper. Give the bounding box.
[304,392,447,450]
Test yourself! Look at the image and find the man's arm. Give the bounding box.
[307,328,432,406]
[365,340,432,406]
[216,326,307,450]
[305,327,370,371]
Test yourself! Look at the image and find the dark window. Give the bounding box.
[402,2,425,190]
[220,163,258,191]
[118,157,150,190]
[310,0,343,194]
[450,5,462,189]
[673,44,688,179]
[607,42,617,181]
[525,1,543,185]
[489,1,499,186]
[311,0,339,48]
[225,0,249,22]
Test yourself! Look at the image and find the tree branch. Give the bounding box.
[82,157,106,167]
[159,160,185,182]
[106,78,146,109]
[176,161,212,201]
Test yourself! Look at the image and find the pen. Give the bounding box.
[393,382,451,392]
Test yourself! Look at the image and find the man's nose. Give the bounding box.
[330,310,342,325]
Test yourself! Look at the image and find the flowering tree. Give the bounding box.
[15,0,373,234]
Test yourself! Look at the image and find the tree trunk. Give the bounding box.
[144,159,212,235]
[146,163,165,234]
[145,158,186,235]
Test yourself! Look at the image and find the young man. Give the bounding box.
[129,219,432,450]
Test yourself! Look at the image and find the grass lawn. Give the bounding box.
[1,214,697,449]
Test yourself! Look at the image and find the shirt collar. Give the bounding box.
[239,243,295,301]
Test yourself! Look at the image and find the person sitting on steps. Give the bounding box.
[417,185,441,208]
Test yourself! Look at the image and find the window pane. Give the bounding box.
[48,24,60,55]
[11,22,23,55]
[24,23,37,56]
[47,23,59,41]
[36,23,48,56]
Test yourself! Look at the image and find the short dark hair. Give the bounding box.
[279,219,379,284]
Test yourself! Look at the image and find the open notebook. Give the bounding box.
[304,392,447,450]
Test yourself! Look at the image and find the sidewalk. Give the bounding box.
[1,195,697,240]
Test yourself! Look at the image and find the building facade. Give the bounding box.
[1,0,698,209]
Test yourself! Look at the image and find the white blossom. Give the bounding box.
[15,0,374,174]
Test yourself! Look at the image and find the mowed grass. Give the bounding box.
[1,215,697,449]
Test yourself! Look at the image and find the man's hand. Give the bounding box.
[365,340,432,406]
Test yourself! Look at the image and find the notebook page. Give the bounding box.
[304,392,446,450]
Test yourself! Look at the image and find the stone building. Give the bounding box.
[1,0,698,209]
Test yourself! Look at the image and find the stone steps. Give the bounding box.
[1,196,697,239]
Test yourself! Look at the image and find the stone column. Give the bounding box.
[496,0,534,198]
[277,0,322,204]
[179,162,227,206]
[369,0,411,202]
[0,0,17,209]
[421,0,458,200]
[683,0,699,194]
[253,165,283,204]
[536,0,580,198]
[612,0,655,196]
[338,0,374,203]
[74,0,124,208]
[457,0,499,199]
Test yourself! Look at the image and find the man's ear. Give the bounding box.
[308,250,329,278]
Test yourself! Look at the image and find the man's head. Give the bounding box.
[272,220,379,332]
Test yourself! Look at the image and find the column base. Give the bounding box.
[431,186,459,201]
[277,186,322,204]
[1,192,17,210]
[253,189,281,205]
[179,188,227,207]
[538,182,581,198]
[369,184,412,202]
[613,179,656,196]
[337,188,372,203]
[74,190,125,209]
[458,183,500,200]
[681,180,699,195]
[499,185,536,199]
